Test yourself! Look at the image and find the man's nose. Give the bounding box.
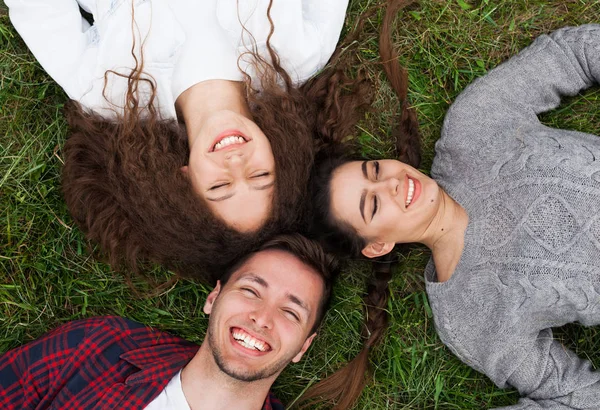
[249,307,274,330]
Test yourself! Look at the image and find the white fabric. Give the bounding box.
[143,370,190,410]
[6,0,349,119]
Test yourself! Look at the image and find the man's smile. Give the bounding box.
[230,327,272,355]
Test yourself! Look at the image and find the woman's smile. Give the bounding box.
[405,175,421,208]
[211,129,250,152]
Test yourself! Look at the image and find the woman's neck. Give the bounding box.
[421,188,469,282]
[175,80,251,146]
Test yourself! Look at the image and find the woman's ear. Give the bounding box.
[361,242,395,258]
[180,165,189,175]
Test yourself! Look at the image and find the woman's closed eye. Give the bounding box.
[209,182,230,191]
[372,195,378,220]
[251,171,270,179]
[370,161,380,220]
[372,161,380,180]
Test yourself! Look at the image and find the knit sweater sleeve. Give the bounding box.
[492,329,600,409]
[437,25,600,175]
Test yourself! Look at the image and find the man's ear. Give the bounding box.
[361,241,395,258]
[291,333,317,363]
[203,281,221,315]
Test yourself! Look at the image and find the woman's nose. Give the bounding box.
[384,177,400,196]
[224,152,246,174]
[225,151,244,163]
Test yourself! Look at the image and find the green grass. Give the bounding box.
[2,1,600,408]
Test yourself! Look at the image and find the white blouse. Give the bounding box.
[7,0,349,119]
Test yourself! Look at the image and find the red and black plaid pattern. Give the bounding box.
[0,316,283,410]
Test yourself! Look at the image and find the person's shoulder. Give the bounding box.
[53,316,198,363]
[52,316,181,344]
[61,316,146,332]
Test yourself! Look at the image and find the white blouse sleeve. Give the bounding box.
[296,0,350,70]
[6,0,92,99]
[218,0,349,84]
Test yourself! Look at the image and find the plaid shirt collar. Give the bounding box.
[120,344,197,386]
[119,343,282,409]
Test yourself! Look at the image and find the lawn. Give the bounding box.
[1,0,600,408]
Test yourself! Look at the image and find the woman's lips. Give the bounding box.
[210,129,249,152]
[405,175,421,208]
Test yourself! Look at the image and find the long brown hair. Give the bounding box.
[61,0,373,283]
[299,0,422,408]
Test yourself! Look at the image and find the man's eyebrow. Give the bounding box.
[206,192,235,202]
[237,274,269,288]
[287,293,310,315]
[251,180,275,191]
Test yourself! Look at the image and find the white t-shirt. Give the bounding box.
[7,0,349,119]
[144,370,190,410]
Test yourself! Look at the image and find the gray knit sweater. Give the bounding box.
[426,25,600,409]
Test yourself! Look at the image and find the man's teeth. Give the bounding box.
[232,329,268,352]
[214,135,245,150]
[406,178,415,207]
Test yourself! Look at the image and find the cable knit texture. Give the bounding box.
[426,25,600,409]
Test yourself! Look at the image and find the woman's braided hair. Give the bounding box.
[298,0,422,408]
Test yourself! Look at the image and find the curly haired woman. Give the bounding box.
[7,0,371,281]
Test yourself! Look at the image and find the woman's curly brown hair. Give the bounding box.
[61,0,373,284]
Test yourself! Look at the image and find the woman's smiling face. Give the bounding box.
[329,159,442,255]
[187,110,275,233]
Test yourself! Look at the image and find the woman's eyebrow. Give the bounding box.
[251,180,275,191]
[206,192,236,202]
[361,160,368,178]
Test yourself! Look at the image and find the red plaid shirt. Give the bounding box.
[0,316,284,410]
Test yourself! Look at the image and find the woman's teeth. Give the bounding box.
[406,178,415,207]
[213,135,245,151]
[232,329,269,352]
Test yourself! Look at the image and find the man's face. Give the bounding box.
[203,249,324,382]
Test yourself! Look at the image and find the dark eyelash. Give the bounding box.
[285,310,300,321]
[372,196,378,219]
[209,182,229,191]
[253,172,270,178]
[370,161,380,220]
[241,287,258,296]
